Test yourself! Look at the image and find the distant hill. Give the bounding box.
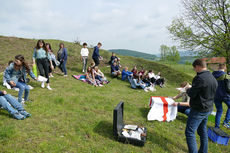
[108,49,157,61]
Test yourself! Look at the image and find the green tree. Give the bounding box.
[168,0,230,71]
[160,44,170,61]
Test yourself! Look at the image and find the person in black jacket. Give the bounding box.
[185,59,217,153]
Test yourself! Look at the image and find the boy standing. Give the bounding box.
[92,42,102,66]
[80,43,89,73]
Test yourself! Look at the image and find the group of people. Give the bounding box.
[0,39,68,120]
[169,59,230,153]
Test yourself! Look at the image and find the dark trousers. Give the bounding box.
[49,61,56,73]
[58,60,67,75]
[36,58,49,83]
[93,57,100,66]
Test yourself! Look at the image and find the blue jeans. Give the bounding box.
[95,75,103,82]
[178,105,190,116]
[214,98,230,128]
[0,94,24,115]
[185,109,211,153]
[62,60,67,75]
[16,81,30,103]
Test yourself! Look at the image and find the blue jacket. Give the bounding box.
[0,91,3,96]
[213,71,230,99]
[92,46,100,58]
[122,70,133,81]
[4,63,36,84]
[111,65,119,73]
[60,48,68,61]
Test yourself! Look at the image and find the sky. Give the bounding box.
[0,0,182,54]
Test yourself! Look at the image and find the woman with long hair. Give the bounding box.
[46,43,59,78]
[33,40,53,90]
[57,43,68,76]
[4,55,37,103]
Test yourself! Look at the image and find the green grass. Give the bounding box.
[0,36,229,153]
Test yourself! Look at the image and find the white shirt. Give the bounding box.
[80,48,89,57]
[148,72,155,79]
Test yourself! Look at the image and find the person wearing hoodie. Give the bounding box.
[0,90,31,120]
[212,63,230,129]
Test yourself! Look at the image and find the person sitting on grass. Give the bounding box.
[0,90,31,120]
[94,66,109,83]
[131,66,139,78]
[172,82,191,116]
[148,70,156,84]
[111,62,121,78]
[86,67,102,87]
[138,67,146,79]
[109,52,118,65]
[130,77,149,92]
[155,72,165,87]
[142,71,152,87]
[4,55,37,104]
[122,66,133,82]
[3,60,14,89]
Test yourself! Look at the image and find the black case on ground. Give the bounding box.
[113,102,147,146]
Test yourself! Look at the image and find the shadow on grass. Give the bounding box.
[0,110,11,118]
[93,120,115,141]
[148,130,188,153]
[139,107,149,119]
[176,114,188,124]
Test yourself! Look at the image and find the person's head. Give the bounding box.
[87,67,91,72]
[218,63,226,71]
[8,60,13,65]
[113,62,117,66]
[117,58,120,61]
[59,43,64,49]
[46,43,52,51]
[192,59,207,72]
[149,70,153,73]
[14,55,30,72]
[180,81,189,88]
[83,42,87,48]
[124,66,128,71]
[91,62,95,68]
[133,66,137,70]
[97,42,102,48]
[112,52,115,56]
[94,66,99,71]
[158,72,161,76]
[36,40,46,49]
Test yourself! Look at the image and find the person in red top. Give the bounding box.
[131,66,139,78]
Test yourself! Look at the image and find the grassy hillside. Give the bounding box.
[108,49,157,61]
[0,36,229,153]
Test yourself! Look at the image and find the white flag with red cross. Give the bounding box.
[147,96,177,122]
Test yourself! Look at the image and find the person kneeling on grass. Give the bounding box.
[111,62,121,78]
[172,82,191,116]
[122,66,133,82]
[0,90,31,120]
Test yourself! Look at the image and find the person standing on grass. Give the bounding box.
[4,55,37,103]
[212,63,230,129]
[33,40,53,90]
[0,90,31,120]
[185,59,217,153]
[92,42,102,66]
[46,43,57,78]
[80,43,89,73]
[57,43,68,76]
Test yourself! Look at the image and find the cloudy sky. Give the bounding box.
[0,0,181,54]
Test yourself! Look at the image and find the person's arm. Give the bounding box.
[186,76,203,98]
[96,47,100,57]
[64,48,68,60]
[4,66,14,85]
[28,70,37,80]
[173,92,183,100]
[173,101,190,106]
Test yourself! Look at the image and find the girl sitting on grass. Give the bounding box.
[86,67,102,87]
[4,55,37,104]
[94,66,109,84]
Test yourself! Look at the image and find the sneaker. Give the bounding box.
[28,85,34,90]
[99,84,103,87]
[47,85,52,90]
[223,122,230,129]
[19,111,31,118]
[82,70,85,73]
[50,74,54,77]
[12,113,25,120]
[144,88,149,92]
[41,82,45,88]
[64,75,68,77]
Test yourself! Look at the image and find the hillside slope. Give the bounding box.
[0,36,228,153]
